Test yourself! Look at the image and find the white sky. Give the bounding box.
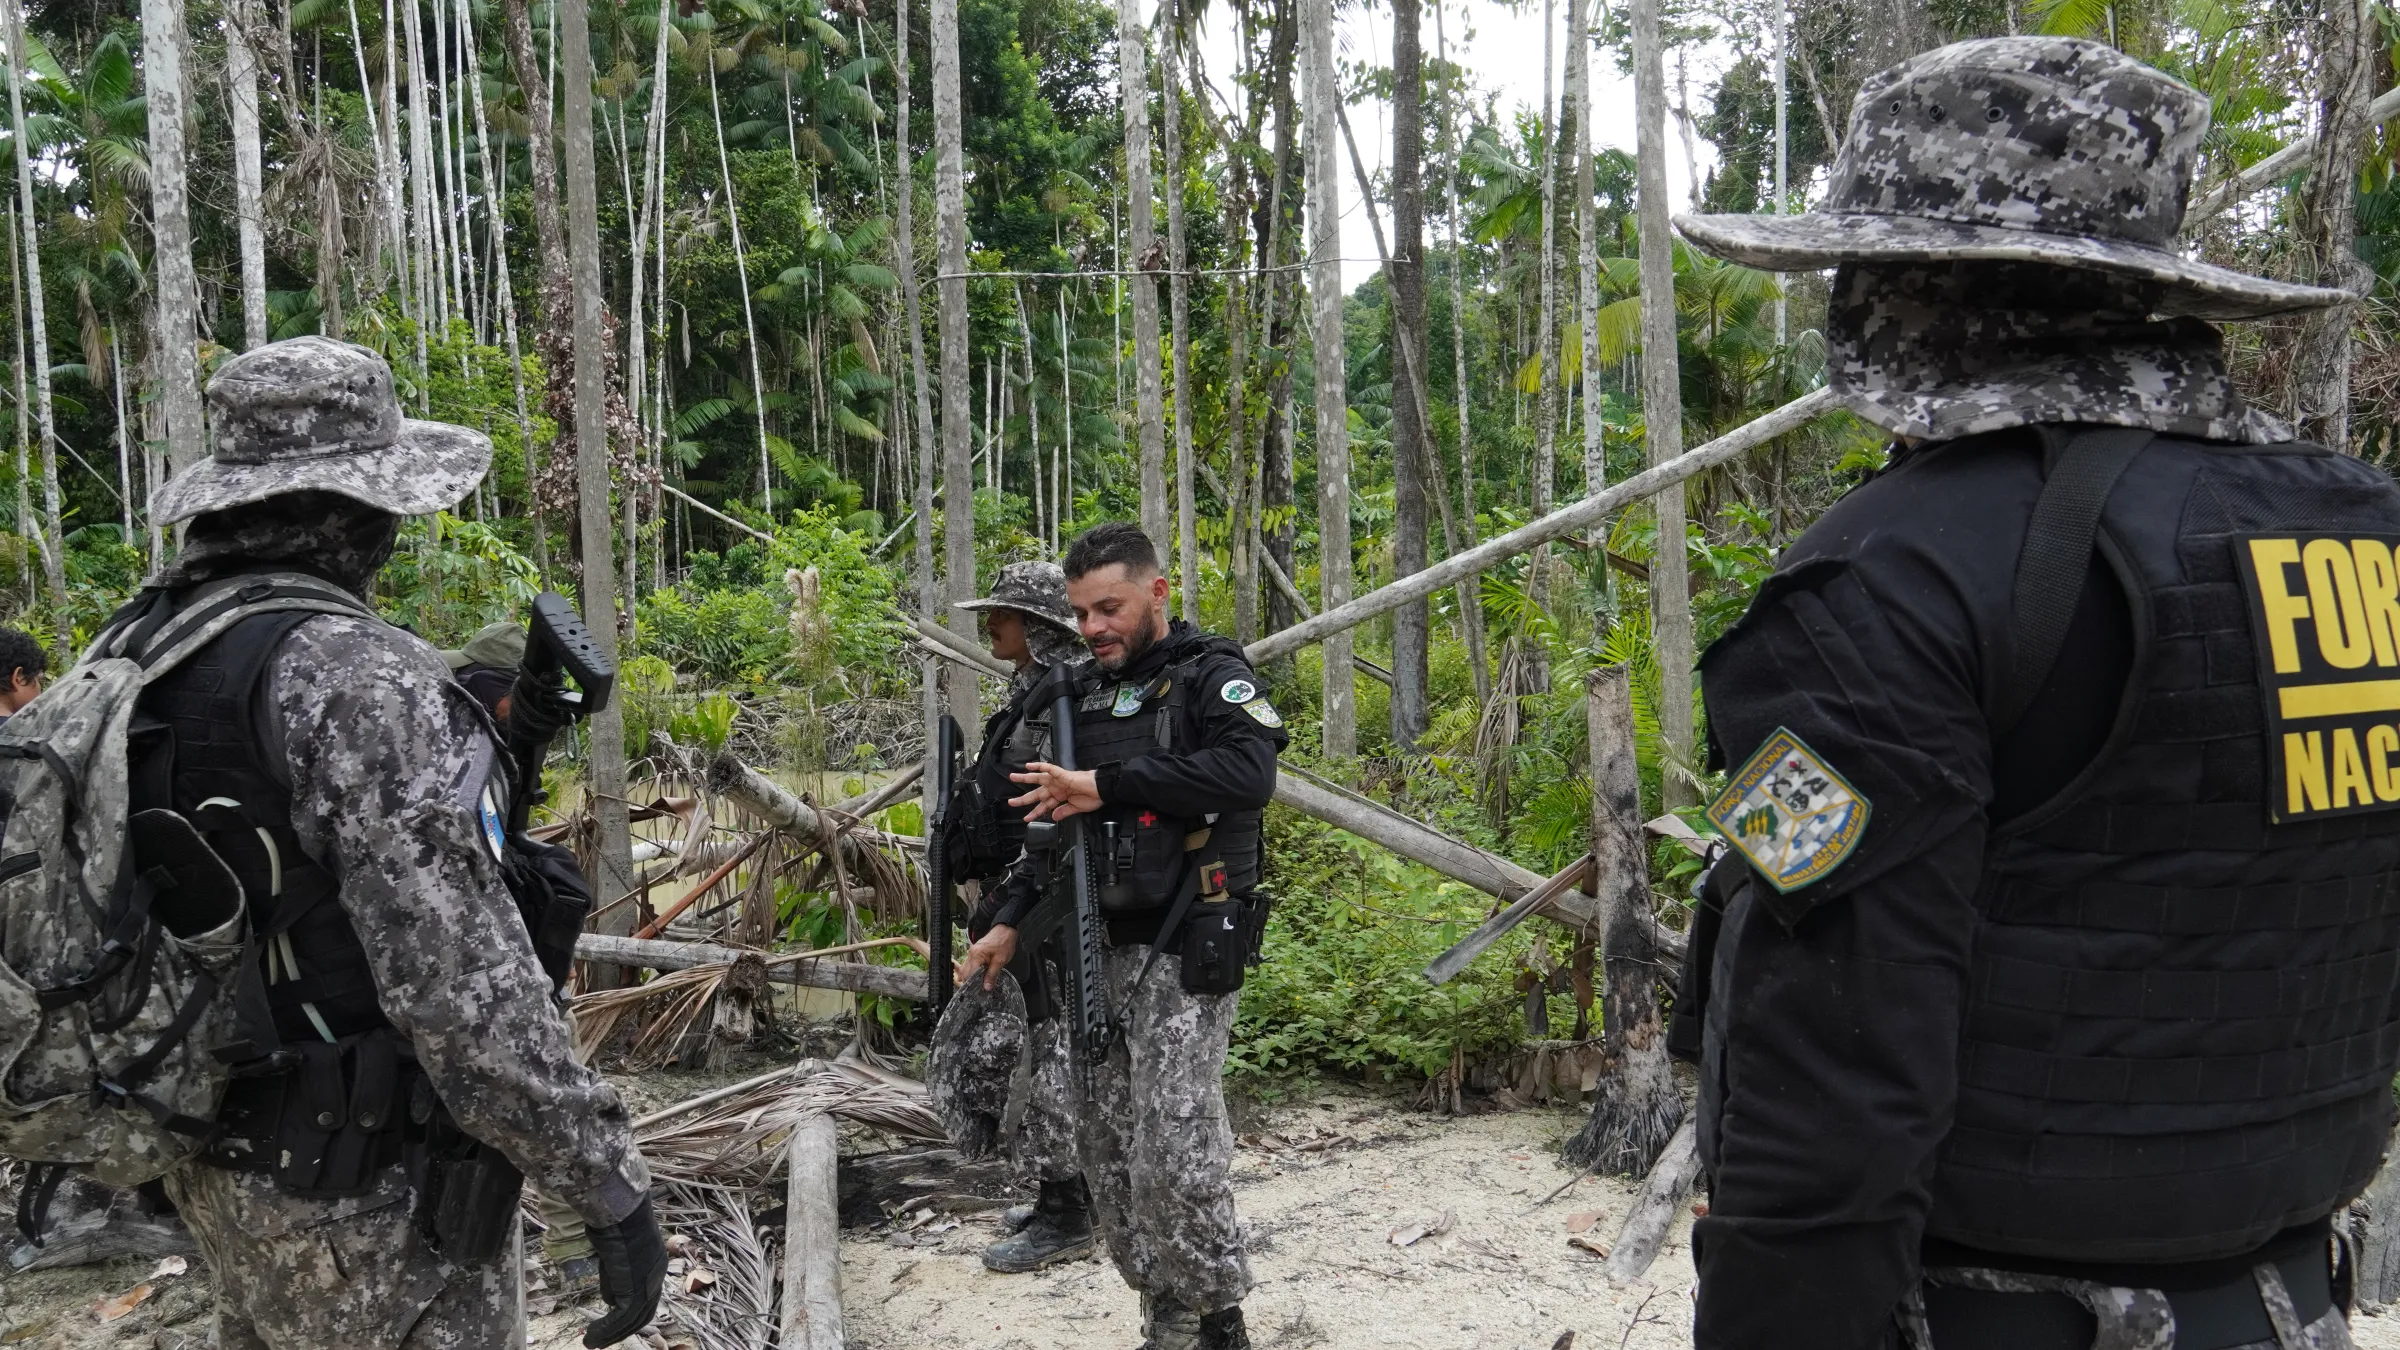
[1190,1,1731,292]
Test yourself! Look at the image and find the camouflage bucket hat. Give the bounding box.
[1674,37,2351,321]
[153,336,493,525]
[954,560,1077,635]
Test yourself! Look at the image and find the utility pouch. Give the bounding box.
[409,1079,527,1266]
[1097,814,1188,912]
[1179,862,1246,995]
[271,1032,404,1197]
[500,836,593,992]
[1179,898,1245,995]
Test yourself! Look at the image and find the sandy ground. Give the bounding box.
[11,1080,2400,1350]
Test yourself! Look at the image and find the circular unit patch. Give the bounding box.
[1220,678,1258,704]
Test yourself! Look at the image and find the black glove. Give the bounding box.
[582,1196,667,1348]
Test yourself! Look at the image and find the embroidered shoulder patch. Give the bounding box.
[2236,534,2400,823]
[1705,728,1869,894]
[1221,678,1257,703]
[1111,684,1146,717]
[1241,699,1284,728]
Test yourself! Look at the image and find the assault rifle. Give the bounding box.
[924,715,963,1015]
[505,592,618,834]
[421,591,616,1267]
[1016,663,1115,1065]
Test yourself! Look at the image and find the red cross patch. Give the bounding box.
[1137,811,1159,828]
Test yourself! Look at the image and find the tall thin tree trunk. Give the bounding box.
[1529,0,1559,685]
[558,0,636,911]
[459,0,537,537]
[8,0,64,642]
[501,0,564,572]
[5,201,34,581]
[1572,0,1602,495]
[1389,0,1429,751]
[112,330,132,540]
[1164,0,1196,617]
[707,62,775,511]
[1436,0,1490,705]
[403,0,441,355]
[1632,0,1693,806]
[143,0,205,488]
[892,0,944,771]
[343,0,397,296]
[932,0,977,727]
[1301,0,1352,756]
[383,0,414,323]
[2294,0,2372,452]
[228,0,270,348]
[1117,0,1166,546]
[1258,0,1299,650]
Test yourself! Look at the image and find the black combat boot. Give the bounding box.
[1137,1293,1203,1350]
[1198,1304,1250,1350]
[980,1177,1094,1273]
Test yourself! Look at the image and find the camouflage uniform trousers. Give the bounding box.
[163,1161,521,1350]
[1011,1007,1082,1184]
[1075,944,1249,1313]
[1898,1259,2352,1350]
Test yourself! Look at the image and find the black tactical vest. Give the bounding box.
[1933,434,2400,1263]
[124,604,411,1195]
[1065,653,1263,913]
[947,682,1045,881]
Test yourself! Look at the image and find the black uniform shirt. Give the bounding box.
[1692,427,2134,1350]
[989,619,1286,929]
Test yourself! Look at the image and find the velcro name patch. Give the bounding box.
[2237,533,2400,822]
[1705,728,1869,893]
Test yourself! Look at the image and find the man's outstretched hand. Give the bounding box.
[956,924,1019,991]
[1008,762,1102,821]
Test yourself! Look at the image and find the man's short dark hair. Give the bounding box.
[0,628,45,686]
[1064,522,1161,581]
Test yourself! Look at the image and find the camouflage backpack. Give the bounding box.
[0,572,372,1192]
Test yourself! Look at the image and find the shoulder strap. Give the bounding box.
[1995,426,2154,736]
[129,574,376,684]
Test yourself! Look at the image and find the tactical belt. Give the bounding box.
[1919,1221,2337,1350]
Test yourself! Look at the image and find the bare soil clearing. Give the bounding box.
[11,1079,2400,1349]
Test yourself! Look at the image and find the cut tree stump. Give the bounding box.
[1562,665,1683,1175]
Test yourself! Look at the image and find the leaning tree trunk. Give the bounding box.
[931,0,978,728]
[1564,664,1682,1173]
[5,202,34,584]
[1301,0,1353,757]
[706,61,774,510]
[459,0,538,529]
[1388,0,1431,753]
[1632,0,1694,807]
[227,0,269,349]
[2293,0,2373,453]
[1117,0,1166,547]
[557,0,637,910]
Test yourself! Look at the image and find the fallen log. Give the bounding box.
[780,1113,844,1350]
[1602,1116,1702,1284]
[1422,853,1595,986]
[1273,766,1571,913]
[1246,387,1836,666]
[706,753,924,855]
[573,933,930,1002]
[910,614,1012,678]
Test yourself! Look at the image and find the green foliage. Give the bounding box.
[1230,802,1560,1087]
[637,505,906,689]
[670,691,743,753]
